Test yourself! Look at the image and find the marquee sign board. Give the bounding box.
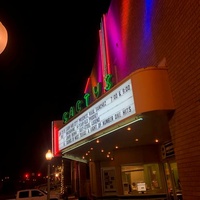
[59,79,136,151]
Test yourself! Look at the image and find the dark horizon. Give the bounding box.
[0,0,111,180]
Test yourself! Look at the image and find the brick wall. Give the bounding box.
[107,0,200,199]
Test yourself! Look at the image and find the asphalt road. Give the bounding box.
[0,194,15,200]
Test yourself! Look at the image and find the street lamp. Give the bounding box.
[0,21,8,54]
[46,150,53,200]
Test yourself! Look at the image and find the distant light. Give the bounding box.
[37,173,41,177]
[0,22,8,54]
[45,150,53,161]
[24,173,29,179]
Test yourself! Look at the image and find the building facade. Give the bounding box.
[52,1,200,200]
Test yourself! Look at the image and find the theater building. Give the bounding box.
[52,1,199,200]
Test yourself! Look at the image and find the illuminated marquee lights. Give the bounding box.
[59,79,136,150]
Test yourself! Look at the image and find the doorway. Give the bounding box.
[163,160,182,200]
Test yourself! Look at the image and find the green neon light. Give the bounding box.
[76,100,84,113]
[62,74,114,124]
[84,93,90,107]
[92,82,102,98]
[104,74,113,91]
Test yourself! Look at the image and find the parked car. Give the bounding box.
[16,188,61,200]
[36,184,61,197]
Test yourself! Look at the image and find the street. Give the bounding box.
[0,194,15,200]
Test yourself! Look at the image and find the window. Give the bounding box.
[121,163,164,194]
[19,191,29,198]
[31,190,44,197]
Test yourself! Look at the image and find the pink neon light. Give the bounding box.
[53,126,59,156]
[52,121,63,157]
[99,29,106,91]
[84,77,90,93]
[103,14,111,74]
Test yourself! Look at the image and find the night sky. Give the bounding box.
[0,0,111,178]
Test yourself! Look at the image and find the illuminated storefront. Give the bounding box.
[51,0,199,199]
[52,66,176,199]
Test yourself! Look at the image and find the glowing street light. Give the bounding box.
[0,22,8,54]
[46,150,53,200]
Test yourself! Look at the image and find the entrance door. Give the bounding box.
[163,161,182,200]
